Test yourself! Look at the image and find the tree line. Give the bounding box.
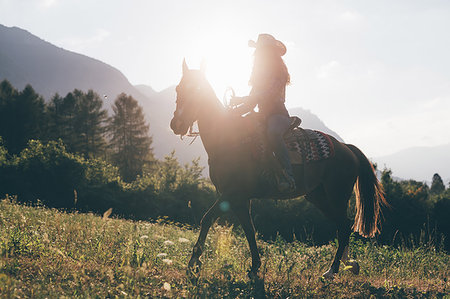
[0,79,216,227]
[0,80,152,181]
[0,79,449,251]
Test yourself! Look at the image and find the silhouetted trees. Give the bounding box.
[47,93,78,149]
[109,93,153,182]
[0,80,152,176]
[47,89,108,158]
[72,90,108,158]
[430,173,445,194]
[0,81,46,154]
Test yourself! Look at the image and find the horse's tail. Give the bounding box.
[347,144,387,238]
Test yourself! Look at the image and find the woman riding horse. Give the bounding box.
[230,34,295,193]
[170,36,386,279]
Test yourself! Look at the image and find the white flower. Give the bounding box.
[140,235,149,239]
[164,240,175,246]
[162,258,173,265]
[163,282,171,291]
[178,237,190,243]
[157,253,167,258]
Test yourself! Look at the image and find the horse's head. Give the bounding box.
[170,59,207,136]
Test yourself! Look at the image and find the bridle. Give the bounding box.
[175,77,236,145]
[175,83,202,143]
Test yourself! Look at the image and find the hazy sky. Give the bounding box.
[1,0,449,158]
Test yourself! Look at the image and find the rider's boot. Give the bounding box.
[277,168,296,193]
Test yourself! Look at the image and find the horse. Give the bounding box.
[170,60,387,279]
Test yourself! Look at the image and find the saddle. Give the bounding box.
[239,113,335,165]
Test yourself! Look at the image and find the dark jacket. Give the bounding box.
[236,73,289,117]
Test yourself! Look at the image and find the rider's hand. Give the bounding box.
[230,96,244,107]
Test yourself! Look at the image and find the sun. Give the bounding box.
[183,30,254,101]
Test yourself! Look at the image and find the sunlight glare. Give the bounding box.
[183,29,254,100]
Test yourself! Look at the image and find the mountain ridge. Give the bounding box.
[0,24,143,101]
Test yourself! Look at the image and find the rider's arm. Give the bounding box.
[231,75,285,116]
[231,96,256,115]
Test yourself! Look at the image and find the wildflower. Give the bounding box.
[140,235,149,239]
[162,258,173,265]
[163,282,171,291]
[157,253,167,258]
[164,240,175,246]
[178,237,190,243]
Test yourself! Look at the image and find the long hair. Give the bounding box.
[249,48,290,87]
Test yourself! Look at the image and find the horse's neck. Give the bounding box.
[197,90,226,157]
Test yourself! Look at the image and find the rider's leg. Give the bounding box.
[267,114,295,190]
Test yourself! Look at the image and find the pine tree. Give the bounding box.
[47,93,68,141]
[109,93,153,182]
[0,80,18,145]
[430,173,445,194]
[0,82,46,153]
[47,89,108,158]
[73,90,108,158]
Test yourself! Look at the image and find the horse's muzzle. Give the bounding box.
[170,117,189,136]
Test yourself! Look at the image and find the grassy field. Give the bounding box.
[0,197,448,298]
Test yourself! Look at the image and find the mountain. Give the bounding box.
[0,25,143,101]
[374,143,450,183]
[135,84,157,98]
[0,24,346,176]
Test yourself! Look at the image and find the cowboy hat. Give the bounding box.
[248,33,287,56]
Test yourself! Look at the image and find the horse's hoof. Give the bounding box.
[247,269,259,280]
[347,260,360,275]
[187,258,202,279]
[187,264,201,283]
[322,268,336,280]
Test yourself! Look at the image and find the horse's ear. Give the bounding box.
[182,58,189,75]
[200,58,206,74]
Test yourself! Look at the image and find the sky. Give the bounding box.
[1,0,449,158]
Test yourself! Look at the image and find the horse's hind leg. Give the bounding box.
[323,217,352,278]
[307,186,352,279]
[188,199,221,273]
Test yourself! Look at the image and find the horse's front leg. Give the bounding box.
[188,199,221,274]
[233,200,261,279]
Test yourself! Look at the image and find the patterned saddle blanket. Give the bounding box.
[284,128,335,164]
[240,115,335,165]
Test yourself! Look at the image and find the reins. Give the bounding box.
[186,124,199,145]
[179,123,199,145]
[223,86,235,108]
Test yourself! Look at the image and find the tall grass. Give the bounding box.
[0,197,448,298]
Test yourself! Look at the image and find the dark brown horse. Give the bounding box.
[170,60,386,279]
